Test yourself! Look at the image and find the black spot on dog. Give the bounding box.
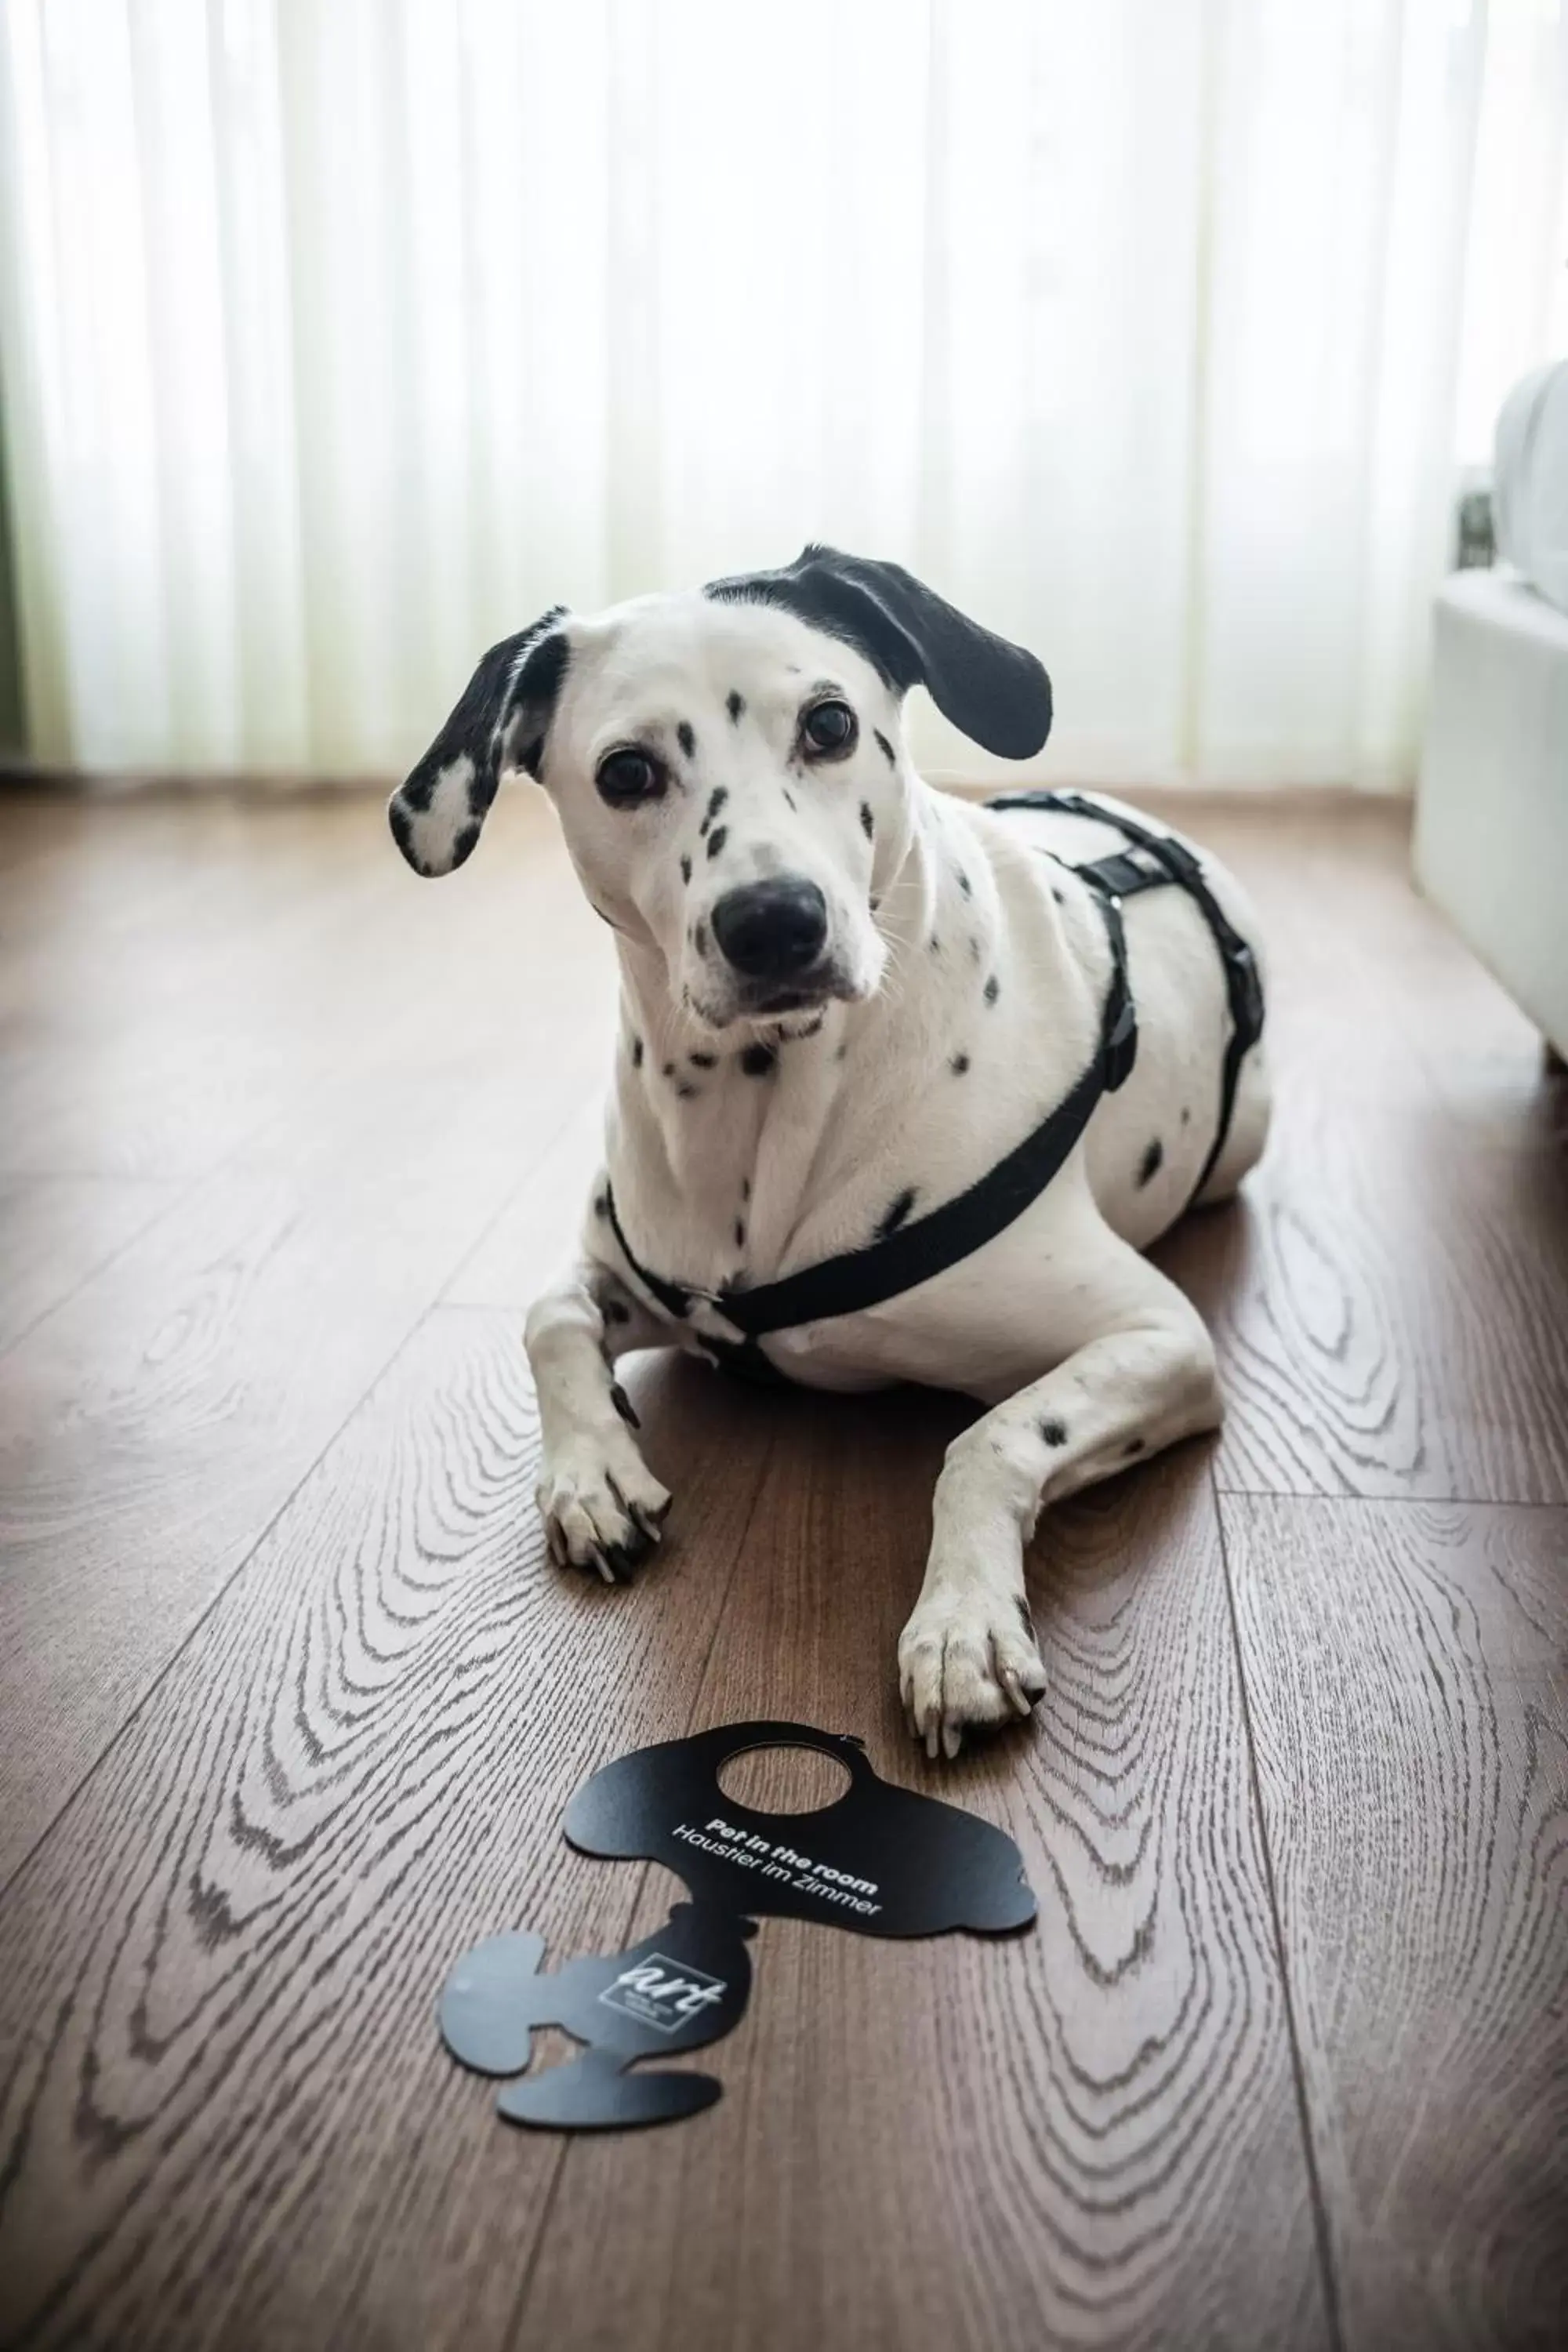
[1123,1436,1145,1457]
[875,1187,916,1240]
[860,801,875,841]
[741,1177,751,1202]
[681,855,692,884]
[734,1219,746,1248]
[662,1061,677,1078]
[869,895,881,913]
[677,720,696,760]
[957,868,971,898]
[694,920,708,956]
[950,1051,971,1075]
[928,934,942,955]
[593,1192,610,1220]
[1040,1417,1068,1447]
[452,821,480,866]
[1051,887,1064,906]
[969,935,982,963]
[728,690,745,723]
[604,1298,631,1327]
[690,1051,717,1069]
[873,729,895,767]
[677,1081,699,1099]
[984,974,1000,1006]
[700,786,728,836]
[630,1035,644,1069]
[1137,1138,1163,1188]
[741,1043,776,1078]
[782,789,797,812]
[707,825,728,861]
[1181,1105,1192,1127]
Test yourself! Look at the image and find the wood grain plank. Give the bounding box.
[1160,1074,1568,1504]
[517,1406,1330,2352]
[0,1083,597,1880]
[1149,794,1568,1506]
[1222,1494,1568,2352]
[0,1314,779,2352]
[443,1096,606,1308]
[0,801,618,1875]
[0,800,397,1174]
[0,789,583,1180]
[0,1174,180,1352]
[5,769,1559,2351]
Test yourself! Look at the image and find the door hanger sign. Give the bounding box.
[438,1720,1036,2132]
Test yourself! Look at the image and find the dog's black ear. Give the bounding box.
[388,611,570,877]
[706,546,1051,758]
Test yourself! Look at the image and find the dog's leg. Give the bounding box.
[898,1248,1221,1757]
[525,1255,673,1583]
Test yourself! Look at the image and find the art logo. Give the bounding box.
[598,1954,728,2033]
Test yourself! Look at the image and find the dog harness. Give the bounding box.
[605,791,1264,1362]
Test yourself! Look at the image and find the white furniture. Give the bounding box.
[1493,360,1568,616]
[1414,361,1568,1061]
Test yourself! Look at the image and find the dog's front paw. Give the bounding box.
[898,1588,1047,1760]
[536,1423,672,1584]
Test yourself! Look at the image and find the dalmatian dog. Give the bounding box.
[389,549,1271,1758]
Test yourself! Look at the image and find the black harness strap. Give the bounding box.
[987,790,1265,1206]
[605,793,1264,1345]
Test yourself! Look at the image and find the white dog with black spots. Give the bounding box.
[389,549,1271,1759]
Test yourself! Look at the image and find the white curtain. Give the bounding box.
[1,0,1565,789]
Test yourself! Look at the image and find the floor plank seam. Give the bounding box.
[1214,1483,1568,1512]
[497,1429,779,2352]
[0,1172,206,1367]
[1210,1463,1348,2352]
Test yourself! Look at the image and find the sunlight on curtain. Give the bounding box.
[1,0,1564,786]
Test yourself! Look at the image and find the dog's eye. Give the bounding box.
[802,700,857,757]
[596,747,663,807]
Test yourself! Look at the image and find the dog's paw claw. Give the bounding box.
[898,1592,1046,1757]
[537,1424,671,1578]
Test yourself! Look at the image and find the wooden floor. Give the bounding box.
[0,783,1564,2352]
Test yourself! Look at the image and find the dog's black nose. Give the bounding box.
[710,878,828,978]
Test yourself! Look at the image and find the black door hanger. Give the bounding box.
[439,1722,1036,2132]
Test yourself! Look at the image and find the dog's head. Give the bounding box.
[388,547,1051,1033]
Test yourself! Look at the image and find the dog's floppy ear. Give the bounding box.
[388,611,570,877]
[706,546,1051,758]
